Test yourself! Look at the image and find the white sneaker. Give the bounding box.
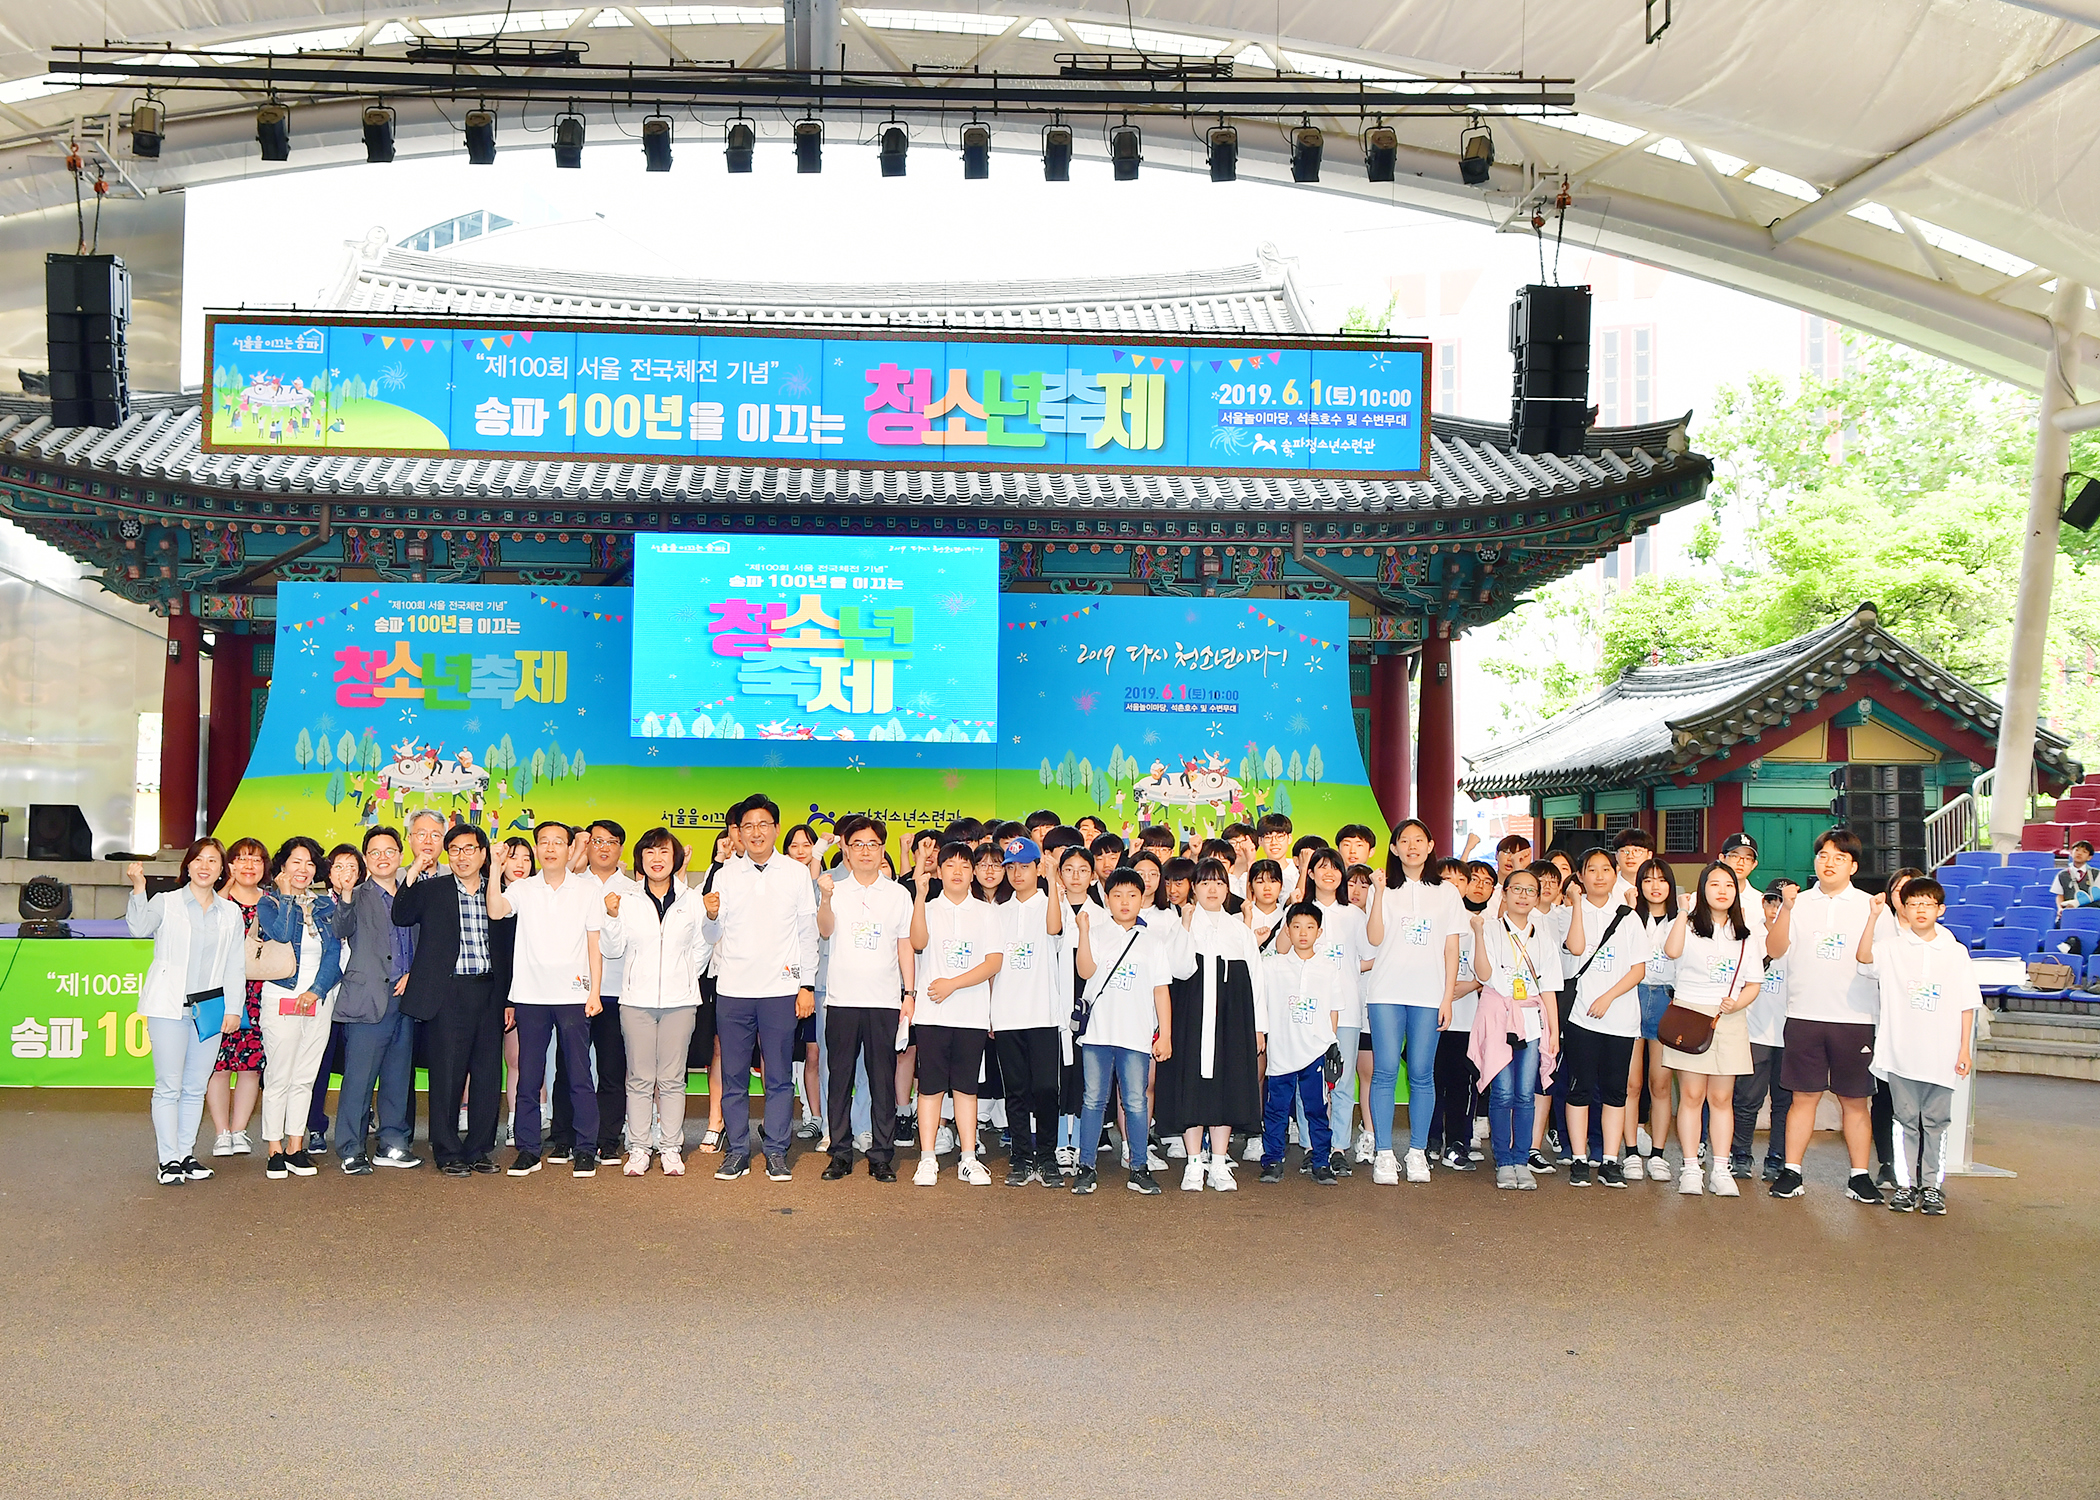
[852,1130,873,1154]
[1207,1158,1238,1191]
[1181,1159,1206,1191]
[1514,1164,1538,1190]
[1167,1137,1188,1159]
[1145,1144,1169,1171]
[1404,1148,1432,1184]
[934,1123,956,1156]
[1678,1163,1704,1196]
[1495,1165,1517,1189]
[624,1147,650,1177]
[1353,1129,1375,1165]
[228,1130,252,1156]
[660,1149,684,1177]
[1623,1152,1642,1181]
[1055,1145,1078,1175]
[211,1131,236,1158]
[1647,1153,1672,1182]
[957,1156,992,1186]
[1710,1163,1740,1197]
[501,1119,515,1148]
[1371,1150,1400,1185]
[913,1154,940,1187]
[1637,1126,1653,1155]
[1242,1135,1264,1162]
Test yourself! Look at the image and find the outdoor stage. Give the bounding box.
[5,1073,2093,1498]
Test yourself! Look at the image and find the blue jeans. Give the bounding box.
[1265,1063,1330,1167]
[513,1004,596,1156]
[1487,1041,1540,1169]
[337,1008,417,1157]
[719,991,799,1159]
[1367,1003,1440,1153]
[1638,984,1673,1041]
[1296,1024,1360,1152]
[147,1015,220,1163]
[1078,1043,1150,1171]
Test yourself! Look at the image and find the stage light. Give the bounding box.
[878,122,907,177]
[1363,124,1397,183]
[1041,123,1072,181]
[725,117,755,172]
[793,117,823,173]
[961,121,991,179]
[129,99,163,160]
[1290,123,1323,183]
[1459,119,1494,186]
[362,104,396,163]
[465,107,498,165]
[255,102,289,162]
[1110,123,1141,182]
[17,875,74,939]
[642,113,672,171]
[1206,124,1237,182]
[553,110,585,168]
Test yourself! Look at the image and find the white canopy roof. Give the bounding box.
[0,1,2094,390]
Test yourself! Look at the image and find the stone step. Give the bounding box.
[1976,1030,2100,1081]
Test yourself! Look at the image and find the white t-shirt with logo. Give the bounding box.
[1310,899,1373,1030]
[1867,925,1982,1088]
[1260,949,1343,1076]
[992,889,1063,1032]
[824,875,913,1009]
[1672,925,1766,1014]
[1783,885,1878,1024]
[503,872,604,1005]
[1366,878,1467,1008]
[1075,914,1188,1053]
[1567,898,1643,1038]
[915,894,1002,1031]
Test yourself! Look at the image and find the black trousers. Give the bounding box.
[1429,1030,1478,1153]
[826,1005,900,1165]
[425,975,502,1165]
[997,1026,1062,1166]
[552,995,628,1153]
[305,1021,347,1138]
[1872,1077,1895,1167]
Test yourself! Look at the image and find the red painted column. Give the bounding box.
[1367,652,1413,832]
[1417,632,1457,853]
[206,631,253,830]
[160,612,204,851]
[1710,780,1745,860]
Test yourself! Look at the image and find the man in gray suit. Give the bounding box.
[330,825,426,1173]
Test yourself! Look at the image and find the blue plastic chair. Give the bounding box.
[1957,886,2015,916]
[2014,884,2060,906]
[2059,907,2100,932]
[1982,865,2027,887]
[1955,850,2001,867]
[1997,909,2056,939]
[2008,851,2057,868]
[1935,864,1980,888]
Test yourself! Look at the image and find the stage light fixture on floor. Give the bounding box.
[1110,123,1141,181]
[961,121,991,179]
[1042,122,1072,181]
[642,113,673,171]
[255,101,289,162]
[1459,118,1494,186]
[553,110,585,168]
[1206,123,1237,182]
[362,104,396,163]
[1289,122,1323,183]
[878,121,907,177]
[725,117,755,172]
[129,98,163,160]
[17,875,74,939]
[465,107,498,164]
[1363,124,1397,182]
[794,117,823,173]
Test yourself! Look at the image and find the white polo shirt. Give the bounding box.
[915,893,1002,1031]
[701,851,820,997]
[1867,925,1983,1088]
[823,874,913,1008]
[1783,884,1879,1024]
[991,889,1063,1032]
[1567,897,1643,1037]
[1075,913,1185,1053]
[1260,948,1343,1076]
[503,871,604,1005]
[1310,898,1373,1030]
[1366,878,1466,1007]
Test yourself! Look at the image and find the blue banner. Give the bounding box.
[202,316,1429,478]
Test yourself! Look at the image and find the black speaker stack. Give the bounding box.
[46,253,131,429]
[1830,764,1927,877]
[1508,283,1592,457]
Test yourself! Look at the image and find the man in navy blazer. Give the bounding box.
[330,825,423,1174]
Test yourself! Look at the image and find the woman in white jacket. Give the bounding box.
[599,828,714,1177]
[125,840,248,1185]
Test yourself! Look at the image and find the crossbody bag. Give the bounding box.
[1657,935,1750,1055]
[1071,922,1145,1040]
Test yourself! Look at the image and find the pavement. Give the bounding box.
[3,1074,2095,1499]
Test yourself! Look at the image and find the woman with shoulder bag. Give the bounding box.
[1659,861,1763,1198]
[253,836,344,1180]
[204,836,273,1157]
[126,841,248,1184]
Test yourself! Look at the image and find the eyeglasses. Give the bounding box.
[845,839,883,851]
[739,819,777,832]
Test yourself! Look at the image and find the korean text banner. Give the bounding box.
[630,534,998,767]
[201,315,1429,478]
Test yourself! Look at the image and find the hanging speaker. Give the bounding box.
[2063,472,2100,533]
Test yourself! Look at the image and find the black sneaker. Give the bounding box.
[1845,1171,1883,1205]
[1874,1163,1898,1190]
[265,1152,290,1180]
[157,1161,185,1185]
[868,1159,897,1183]
[1003,1161,1030,1187]
[1728,1157,1754,1180]
[1887,1186,1917,1213]
[284,1150,318,1177]
[821,1157,854,1181]
[1310,1163,1338,1185]
[341,1154,374,1176]
[1598,1159,1627,1189]
[573,1151,599,1178]
[715,1153,751,1181]
[1568,1159,1593,1188]
[1526,1149,1557,1175]
[374,1145,424,1170]
[1441,1147,1474,1172]
[1761,1159,1784,1183]
[1258,1162,1285,1184]
[1769,1167,1805,1199]
[764,1154,792,1182]
[439,1160,472,1178]
[469,1155,499,1175]
[1329,1156,1353,1178]
[1548,1129,1573,1165]
[174,1156,212,1182]
[1070,1167,1099,1195]
[1126,1169,1162,1195]
[1919,1186,1947,1216]
[1039,1159,1065,1189]
[546,1143,574,1165]
[508,1151,542,1176]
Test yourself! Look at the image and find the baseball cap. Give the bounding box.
[1720,832,1759,856]
[1001,836,1042,865]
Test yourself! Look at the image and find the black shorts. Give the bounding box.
[796,1011,818,1049]
[914,1023,989,1098]
[1562,1024,1637,1109]
[687,976,718,1071]
[1780,1018,1876,1099]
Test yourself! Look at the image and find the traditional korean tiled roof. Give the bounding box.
[1461,603,2080,796]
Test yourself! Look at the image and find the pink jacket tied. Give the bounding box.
[1468,986,1556,1093]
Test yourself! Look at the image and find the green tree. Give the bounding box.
[336,731,357,769]
[1287,749,1303,783]
[1077,757,1094,797]
[571,749,587,780]
[325,769,346,811]
[360,731,381,774]
[294,728,314,772]
[1263,746,1283,784]
[314,730,332,770]
[516,760,534,801]
[1273,783,1293,817]
[1040,758,1053,788]
[552,749,571,781]
[531,748,547,781]
[1091,767,1111,807]
[1305,745,1324,784]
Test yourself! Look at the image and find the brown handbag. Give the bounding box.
[1657,936,1748,1056]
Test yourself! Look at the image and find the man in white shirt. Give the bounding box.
[503,820,606,1178]
[1766,827,1883,1204]
[817,814,915,1184]
[700,794,819,1183]
[552,819,638,1164]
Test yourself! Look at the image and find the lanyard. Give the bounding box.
[1499,917,1540,997]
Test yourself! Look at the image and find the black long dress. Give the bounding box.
[1156,911,1264,1134]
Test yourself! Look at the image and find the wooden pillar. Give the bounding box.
[1417,633,1457,853]
[160,612,203,851]
[1711,780,1745,860]
[206,630,253,830]
[1367,652,1412,832]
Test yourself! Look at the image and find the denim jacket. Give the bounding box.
[255,889,345,997]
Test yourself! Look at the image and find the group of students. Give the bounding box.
[125,801,1982,1214]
